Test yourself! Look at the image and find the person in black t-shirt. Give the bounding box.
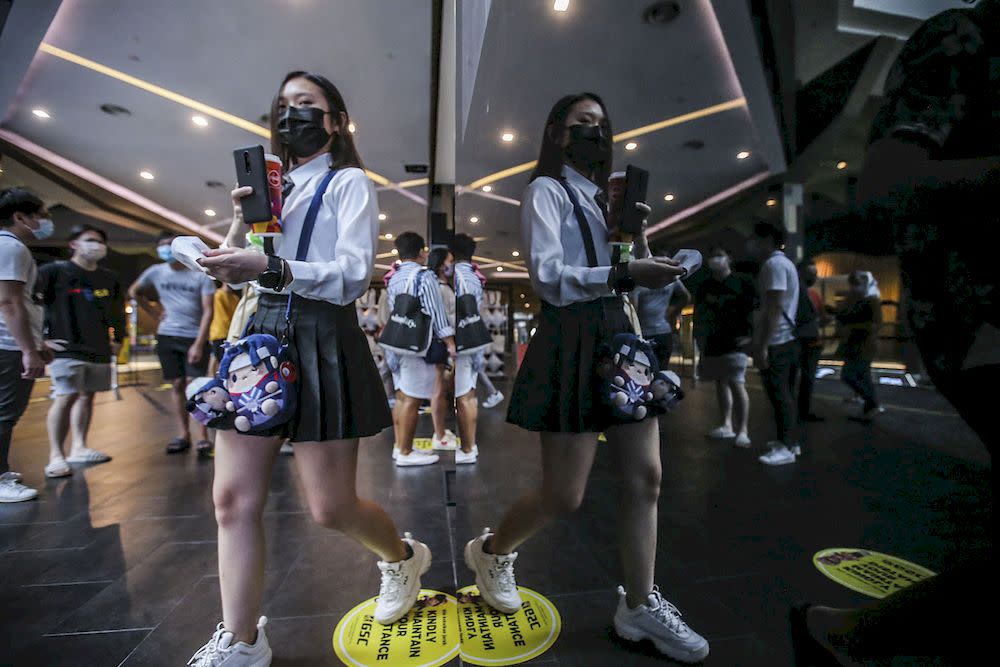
[37,224,124,478]
[694,246,756,448]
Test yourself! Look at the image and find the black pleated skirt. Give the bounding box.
[507,296,632,433]
[250,293,391,442]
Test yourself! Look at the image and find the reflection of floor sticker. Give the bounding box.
[814,548,936,599]
[456,586,561,666]
[333,589,460,667]
[598,433,607,442]
[413,437,461,451]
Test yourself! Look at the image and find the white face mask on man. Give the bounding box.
[76,239,107,262]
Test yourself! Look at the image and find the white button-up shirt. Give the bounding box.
[521,164,613,307]
[262,154,378,305]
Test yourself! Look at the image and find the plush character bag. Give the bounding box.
[186,170,335,435]
[597,333,685,423]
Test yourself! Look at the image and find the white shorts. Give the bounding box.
[455,354,480,398]
[699,352,748,384]
[49,358,113,396]
[396,354,437,400]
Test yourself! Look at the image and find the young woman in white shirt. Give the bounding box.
[192,72,430,666]
[463,93,710,664]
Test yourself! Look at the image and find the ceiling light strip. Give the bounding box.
[645,169,770,236]
[0,127,222,242]
[38,43,398,189]
[458,188,522,206]
[473,255,524,271]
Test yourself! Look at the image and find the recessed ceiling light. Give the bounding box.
[348,122,357,133]
[737,151,750,160]
[391,248,398,255]
[520,293,526,298]
[139,170,154,180]
[470,216,480,223]
[837,160,848,170]
[482,185,493,193]
[664,193,675,201]
[625,142,638,151]
[501,131,515,143]
[554,0,569,11]
[32,109,50,119]
[378,213,387,221]
[385,233,394,240]
[766,198,777,207]
[496,266,504,272]
[512,250,520,257]
[192,115,208,127]
[204,209,216,217]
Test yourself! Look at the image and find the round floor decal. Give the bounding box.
[333,589,460,667]
[456,586,561,666]
[813,548,936,599]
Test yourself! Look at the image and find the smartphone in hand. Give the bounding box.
[233,145,272,224]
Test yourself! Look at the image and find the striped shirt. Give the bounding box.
[453,261,483,310]
[386,261,454,338]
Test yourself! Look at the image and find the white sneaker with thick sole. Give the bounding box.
[482,391,504,409]
[707,426,736,439]
[395,450,440,467]
[863,406,886,420]
[759,445,796,466]
[373,533,432,625]
[464,528,521,614]
[187,616,271,667]
[432,429,458,451]
[733,433,752,449]
[456,445,479,465]
[613,586,709,663]
[279,441,294,456]
[0,472,38,503]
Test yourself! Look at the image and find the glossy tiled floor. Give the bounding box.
[0,371,991,666]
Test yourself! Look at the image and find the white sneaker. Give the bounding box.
[279,441,293,456]
[432,429,458,451]
[456,445,479,465]
[0,472,39,503]
[395,450,440,467]
[759,446,796,466]
[613,586,709,663]
[187,616,271,667]
[708,426,735,439]
[864,406,886,420]
[733,433,751,449]
[464,528,521,614]
[373,533,432,625]
[391,445,399,460]
[791,443,802,456]
[482,391,504,409]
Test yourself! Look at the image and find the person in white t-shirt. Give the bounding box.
[750,221,802,466]
[0,188,56,503]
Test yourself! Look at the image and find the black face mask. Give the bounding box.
[278,106,332,158]
[565,123,610,166]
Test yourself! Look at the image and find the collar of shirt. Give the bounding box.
[562,164,600,199]
[288,153,333,189]
[768,250,786,260]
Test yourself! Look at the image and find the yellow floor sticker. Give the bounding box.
[333,590,460,667]
[814,548,936,599]
[412,437,461,451]
[456,586,562,666]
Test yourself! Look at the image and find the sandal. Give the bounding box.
[195,440,213,459]
[166,437,191,454]
[44,459,72,478]
[66,448,112,464]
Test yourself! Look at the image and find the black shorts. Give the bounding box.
[156,335,209,380]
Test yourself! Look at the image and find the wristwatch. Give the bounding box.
[257,255,286,291]
[608,261,636,294]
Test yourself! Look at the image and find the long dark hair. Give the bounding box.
[529,92,613,188]
[426,247,451,278]
[269,71,364,171]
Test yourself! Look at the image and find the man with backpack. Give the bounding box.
[383,232,455,467]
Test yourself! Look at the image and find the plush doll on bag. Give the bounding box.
[218,334,298,433]
[598,333,684,422]
[186,376,235,430]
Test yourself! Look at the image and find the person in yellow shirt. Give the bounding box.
[207,283,242,376]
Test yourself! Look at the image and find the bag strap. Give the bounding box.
[556,177,600,269]
[280,168,337,327]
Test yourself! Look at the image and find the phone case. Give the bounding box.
[620,165,649,235]
[233,145,272,224]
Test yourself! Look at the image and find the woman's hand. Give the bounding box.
[225,186,254,247]
[630,257,686,289]
[199,248,268,285]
